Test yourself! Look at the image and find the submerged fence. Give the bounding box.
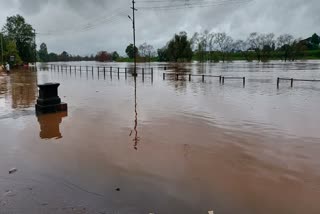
[277,77,320,88]
[163,72,246,86]
[42,64,320,89]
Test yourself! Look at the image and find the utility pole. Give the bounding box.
[129,0,137,76]
[34,29,37,65]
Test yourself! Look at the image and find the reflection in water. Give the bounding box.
[10,71,38,109]
[37,112,68,140]
[130,76,140,150]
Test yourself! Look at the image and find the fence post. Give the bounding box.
[219,75,222,83]
[222,77,225,85]
[118,68,120,80]
[176,74,179,80]
[243,77,246,87]
[151,68,153,83]
[125,68,127,80]
[277,77,280,88]
[189,74,191,81]
[163,73,166,80]
[291,78,294,88]
[202,75,205,83]
[142,68,144,82]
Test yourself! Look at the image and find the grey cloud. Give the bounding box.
[18,0,49,15]
[0,0,319,55]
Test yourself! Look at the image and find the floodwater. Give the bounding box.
[1,61,320,214]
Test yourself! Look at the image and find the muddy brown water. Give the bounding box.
[0,61,320,214]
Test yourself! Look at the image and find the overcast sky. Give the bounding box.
[0,0,319,56]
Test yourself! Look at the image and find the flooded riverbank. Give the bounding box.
[1,61,320,213]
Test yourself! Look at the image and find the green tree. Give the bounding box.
[311,33,320,49]
[112,51,120,61]
[38,43,49,62]
[59,51,69,61]
[165,32,193,62]
[48,52,58,62]
[2,15,36,63]
[125,44,138,59]
[4,39,22,66]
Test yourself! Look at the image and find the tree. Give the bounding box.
[112,51,119,61]
[95,51,111,62]
[48,52,58,62]
[277,34,294,61]
[157,47,169,62]
[125,44,138,59]
[214,33,233,62]
[247,32,275,62]
[310,33,320,49]
[38,43,49,62]
[233,39,253,61]
[164,31,193,62]
[59,51,69,61]
[2,15,36,63]
[4,39,22,66]
[139,42,155,62]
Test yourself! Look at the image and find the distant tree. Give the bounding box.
[310,33,320,49]
[48,52,58,62]
[277,34,294,61]
[247,32,275,62]
[191,32,206,62]
[38,43,49,62]
[96,51,111,62]
[2,15,36,63]
[261,33,275,61]
[125,44,138,59]
[232,39,253,61]
[165,31,193,62]
[157,47,169,62]
[112,51,120,61]
[59,51,69,61]
[139,42,155,62]
[214,32,233,62]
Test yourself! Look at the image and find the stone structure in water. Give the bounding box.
[35,83,67,114]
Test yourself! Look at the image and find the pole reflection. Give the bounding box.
[130,76,140,150]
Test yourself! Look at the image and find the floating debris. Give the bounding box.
[208,211,215,214]
[9,168,17,174]
[115,188,120,191]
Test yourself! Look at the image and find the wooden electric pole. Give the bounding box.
[131,0,137,76]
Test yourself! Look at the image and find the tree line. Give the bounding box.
[190,31,320,62]
[125,31,319,63]
[38,43,120,63]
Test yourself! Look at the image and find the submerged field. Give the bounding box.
[0,61,320,214]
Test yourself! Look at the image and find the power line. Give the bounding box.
[136,0,253,10]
